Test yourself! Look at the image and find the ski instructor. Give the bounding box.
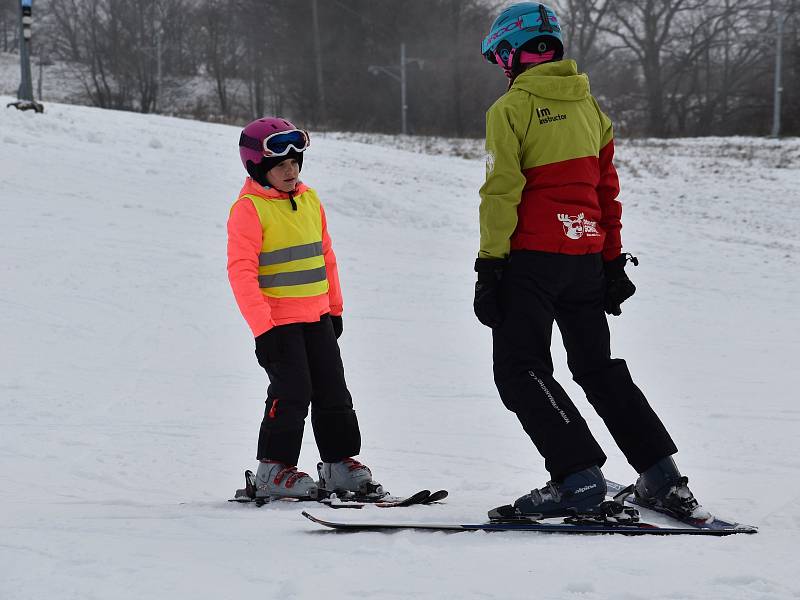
[474,2,707,520]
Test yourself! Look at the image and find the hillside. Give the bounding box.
[1,98,799,600]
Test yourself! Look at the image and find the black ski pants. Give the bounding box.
[255,314,361,465]
[492,251,677,482]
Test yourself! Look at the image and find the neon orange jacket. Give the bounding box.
[227,178,343,337]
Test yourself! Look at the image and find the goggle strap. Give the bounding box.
[495,47,518,78]
[239,132,263,152]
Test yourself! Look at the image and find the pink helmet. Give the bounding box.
[238,117,309,183]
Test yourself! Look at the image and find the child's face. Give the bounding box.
[265,158,300,193]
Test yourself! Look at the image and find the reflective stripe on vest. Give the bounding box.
[240,190,329,298]
[259,241,323,266]
[258,266,328,288]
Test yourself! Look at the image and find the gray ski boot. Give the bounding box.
[489,466,608,519]
[317,457,383,498]
[254,461,318,500]
[634,457,710,520]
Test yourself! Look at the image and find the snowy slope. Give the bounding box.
[1,98,799,600]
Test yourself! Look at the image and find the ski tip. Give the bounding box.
[374,489,431,507]
[410,489,432,502]
[301,510,321,523]
[425,489,449,503]
[302,511,337,528]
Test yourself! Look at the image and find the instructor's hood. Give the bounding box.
[510,59,590,101]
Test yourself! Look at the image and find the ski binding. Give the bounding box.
[605,479,757,533]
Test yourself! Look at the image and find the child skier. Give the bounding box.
[228,117,379,500]
[475,3,707,520]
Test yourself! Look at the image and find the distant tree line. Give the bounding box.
[2,0,798,137]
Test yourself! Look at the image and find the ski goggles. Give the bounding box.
[239,129,310,157]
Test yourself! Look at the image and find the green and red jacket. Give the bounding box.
[479,60,622,261]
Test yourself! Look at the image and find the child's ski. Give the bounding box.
[424,489,449,504]
[301,511,756,536]
[366,489,447,508]
[228,470,447,509]
[605,479,757,533]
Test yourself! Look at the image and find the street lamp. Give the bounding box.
[7,0,44,113]
[369,43,424,135]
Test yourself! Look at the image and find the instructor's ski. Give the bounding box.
[301,511,755,536]
[605,479,757,533]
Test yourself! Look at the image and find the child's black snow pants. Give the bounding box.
[255,314,361,465]
[492,250,678,482]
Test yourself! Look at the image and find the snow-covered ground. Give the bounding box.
[1,98,799,600]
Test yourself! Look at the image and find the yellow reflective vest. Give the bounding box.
[227,178,343,337]
[239,187,329,299]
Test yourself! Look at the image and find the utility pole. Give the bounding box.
[400,43,408,136]
[156,30,162,112]
[771,5,785,138]
[369,42,423,135]
[7,0,43,112]
[311,0,327,127]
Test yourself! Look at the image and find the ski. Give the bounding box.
[374,488,446,506]
[319,489,433,509]
[424,489,449,504]
[371,489,432,507]
[228,470,446,509]
[605,479,758,533]
[301,511,755,535]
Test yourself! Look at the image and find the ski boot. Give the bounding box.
[489,466,609,520]
[634,457,710,520]
[254,460,318,500]
[317,457,384,499]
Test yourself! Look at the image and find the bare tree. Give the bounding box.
[199,0,240,116]
[2,1,15,52]
[49,0,84,61]
[555,0,613,69]
[665,2,769,135]
[783,2,800,133]
[18,0,800,137]
[602,0,736,136]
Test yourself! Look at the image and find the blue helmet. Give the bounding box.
[482,3,563,76]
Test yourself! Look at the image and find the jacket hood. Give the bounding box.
[510,60,590,101]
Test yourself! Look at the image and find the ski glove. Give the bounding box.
[473,257,506,328]
[330,315,343,339]
[603,253,639,316]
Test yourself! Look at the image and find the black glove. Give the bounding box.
[254,327,281,369]
[603,253,639,316]
[330,315,343,339]
[473,257,506,328]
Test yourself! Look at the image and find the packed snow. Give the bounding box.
[1,98,799,600]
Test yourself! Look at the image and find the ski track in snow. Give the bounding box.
[1,98,799,600]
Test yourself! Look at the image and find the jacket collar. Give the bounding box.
[239,177,308,199]
[510,59,590,101]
